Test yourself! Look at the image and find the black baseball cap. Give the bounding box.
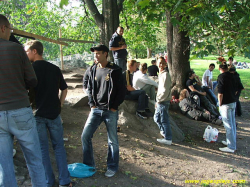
[90,44,109,53]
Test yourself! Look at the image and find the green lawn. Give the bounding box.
[135,58,249,99]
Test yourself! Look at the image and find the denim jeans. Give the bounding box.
[202,86,218,106]
[141,84,156,101]
[114,58,127,72]
[212,81,217,91]
[0,107,46,187]
[219,102,236,150]
[154,101,172,140]
[125,90,148,112]
[35,115,71,187]
[81,108,119,171]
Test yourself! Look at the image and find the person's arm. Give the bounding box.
[110,45,126,51]
[195,75,202,86]
[188,85,206,96]
[127,85,135,91]
[218,93,223,106]
[60,89,67,107]
[139,74,158,88]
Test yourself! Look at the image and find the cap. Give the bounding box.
[90,44,109,53]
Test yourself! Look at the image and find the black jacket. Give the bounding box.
[87,62,126,110]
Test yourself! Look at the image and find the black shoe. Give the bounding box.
[136,111,148,119]
[117,126,121,132]
[145,109,154,117]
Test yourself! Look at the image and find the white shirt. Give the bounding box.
[133,71,158,90]
[202,69,212,86]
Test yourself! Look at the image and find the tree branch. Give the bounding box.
[82,0,103,28]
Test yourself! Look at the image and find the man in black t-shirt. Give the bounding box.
[217,64,237,153]
[109,26,128,71]
[24,40,73,187]
[148,60,159,76]
[81,44,125,178]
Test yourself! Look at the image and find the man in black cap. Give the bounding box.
[81,44,125,177]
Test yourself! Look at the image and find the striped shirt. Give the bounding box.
[0,38,37,111]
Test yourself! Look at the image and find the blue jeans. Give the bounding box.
[114,58,127,72]
[35,115,71,187]
[81,108,119,171]
[125,90,148,111]
[219,102,236,150]
[154,101,172,140]
[0,107,46,187]
[212,81,217,91]
[202,86,218,106]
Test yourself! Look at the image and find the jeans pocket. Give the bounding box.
[12,111,35,130]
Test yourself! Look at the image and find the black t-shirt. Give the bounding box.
[217,71,236,104]
[148,65,159,76]
[109,32,128,59]
[94,66,112,109]
[186,79,198,92]
[33,60,68,119]
[122,70,133,94]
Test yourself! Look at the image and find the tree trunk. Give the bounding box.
[83,0,124,62]
[166,11,191,98]
[147,47,152,58]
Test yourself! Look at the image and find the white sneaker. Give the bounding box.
[105,169,116,177]
[222,140,227,146]
[219,147,235,153]
[160,131,165,138]
[157,139,172,145]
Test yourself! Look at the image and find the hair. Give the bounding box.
[0,14,9,27]
[117,26,124,30]
[158,56,165,61]
[187,69,195,78]
[219,64,228,70]
[139,62,148,72]
[24,40,43,56]
[228,56,233,61]
[179,89,188,101]
[151,60,156,64]
[127,60,137,68]
[209,63,215,68]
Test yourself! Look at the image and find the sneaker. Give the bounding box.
[222,140,227,146]
[160,131,165,138]
[219,147,235,153]
[59,182,75,187]
[13,149,16,157]
[105,169,116,177]
[136,111,148,119]
[157,138,172,145]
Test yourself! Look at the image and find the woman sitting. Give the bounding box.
[133,63,158,102]
[179,89,222,125]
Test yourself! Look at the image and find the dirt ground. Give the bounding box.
[14,68,250,187]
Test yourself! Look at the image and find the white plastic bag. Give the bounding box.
[203,125,218,143]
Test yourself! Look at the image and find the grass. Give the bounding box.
[135,57,250,99]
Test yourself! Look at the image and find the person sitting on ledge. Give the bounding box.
[123,60,152,119]
[133,62,158,103]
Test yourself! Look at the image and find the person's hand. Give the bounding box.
[121,45,127,49]
[201,92,206,96]
[110,108,117,112]
[205,110,210,114]
[91,106,97,109]
[155,102,157,109]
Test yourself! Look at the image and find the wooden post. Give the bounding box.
[59,29,64,70]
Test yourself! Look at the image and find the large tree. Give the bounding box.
[82,0,124,49]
